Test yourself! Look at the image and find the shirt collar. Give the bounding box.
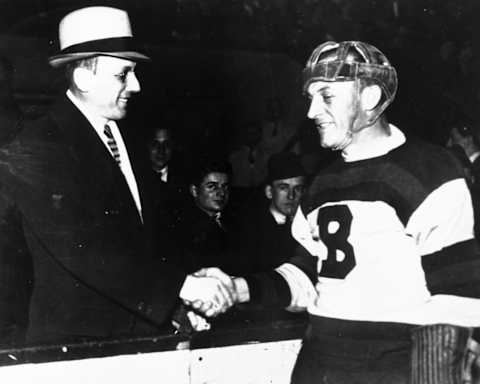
[269,205,287,225]
[470,151,480,163]
[342,124,405,162]
[66,89,109,130]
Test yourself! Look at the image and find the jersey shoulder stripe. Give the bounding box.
[301,138,465,226]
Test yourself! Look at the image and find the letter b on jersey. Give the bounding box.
[317,205,355,279]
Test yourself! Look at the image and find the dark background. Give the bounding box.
[0,0,479,157]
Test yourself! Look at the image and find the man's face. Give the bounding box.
[447,126,469,150]
[149,128,172,171]
[306,80,360,149]
[266,176,305,218]
[192,172,230,215]
[85,56,141,120]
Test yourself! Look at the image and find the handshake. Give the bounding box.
[176,267,250,331]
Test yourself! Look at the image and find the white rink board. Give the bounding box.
[0,349,191,384]
[0,339,302,383]
[191,339,302,384]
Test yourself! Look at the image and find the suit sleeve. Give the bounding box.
[0,189,32,346]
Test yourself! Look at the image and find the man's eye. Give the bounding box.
[115,73,128,81]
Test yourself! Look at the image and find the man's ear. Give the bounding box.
[72,67,94,92]
[189,184,198,198]
[360,84,382,111]
[265,185,273,200]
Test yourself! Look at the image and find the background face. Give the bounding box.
[193,172,230,214]
[268,176,305,217]
[446,126,470,150]
[85,56,141,121]
[149,128,173,170]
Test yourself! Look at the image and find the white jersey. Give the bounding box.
[276,126,480,327]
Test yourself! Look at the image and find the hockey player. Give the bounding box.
[197,41,480,383]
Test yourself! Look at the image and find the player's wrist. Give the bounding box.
[233,277,250,303]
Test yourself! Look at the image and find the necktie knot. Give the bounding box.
[104,124,121,165]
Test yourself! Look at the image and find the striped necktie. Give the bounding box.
[104,124,121,165]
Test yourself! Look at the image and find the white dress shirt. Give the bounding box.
[66,90,143,221]
[156,166,168,183]
[269,205,287,225]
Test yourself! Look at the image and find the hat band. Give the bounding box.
[60,36,142,55]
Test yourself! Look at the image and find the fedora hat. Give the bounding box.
[267,151,305,183]
[48,6,150,68]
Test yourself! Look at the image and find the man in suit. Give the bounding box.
[446,117,480,239]
[168,158,232,273]
[148,125,189,212]
[229,152,306,274]
[0,6,234,346]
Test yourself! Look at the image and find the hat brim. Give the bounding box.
[49,51,150,68]
[48,37,150,67]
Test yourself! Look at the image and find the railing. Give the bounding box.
[0,309,308,383]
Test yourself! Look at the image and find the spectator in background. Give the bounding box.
[168,158,232,273]
[0,56,22,145]
[446,117,480,239]
[148,125,189,211]
[229,151,306,274]
[149,126,174,183]
[446,118,480,185]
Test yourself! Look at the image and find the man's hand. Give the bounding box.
[179,269,236,317]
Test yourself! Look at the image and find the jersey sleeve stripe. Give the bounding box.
[422,238,480,297]
[242,270,292,307]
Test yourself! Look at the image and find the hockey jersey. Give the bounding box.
[271,125,480,326]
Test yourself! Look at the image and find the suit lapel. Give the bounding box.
[49,96,143,226]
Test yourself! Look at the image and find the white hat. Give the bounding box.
[48,6,150,68]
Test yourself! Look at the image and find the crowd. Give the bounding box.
[0,5,479,384]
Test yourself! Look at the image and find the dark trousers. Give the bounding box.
[291,316,414,384]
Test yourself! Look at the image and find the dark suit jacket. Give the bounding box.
[227,202,298,274]
[0,96,186,346]
[165,201,230,274]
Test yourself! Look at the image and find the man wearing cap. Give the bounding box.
[197,41,480,383]
[228,151,306,274]
[0,6,234,346]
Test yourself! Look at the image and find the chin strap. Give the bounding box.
[332,129,353,151]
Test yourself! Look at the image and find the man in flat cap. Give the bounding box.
[0,6,233,346]
[227,151,306,274]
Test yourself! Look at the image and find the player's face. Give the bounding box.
[193,172,230,215]
[266,176,305,218]
[306,80,359,149]
[86,56,141,121]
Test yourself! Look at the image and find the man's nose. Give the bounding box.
[307,96,323,120]
[127,72,141,93]
[287,188,295,200]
